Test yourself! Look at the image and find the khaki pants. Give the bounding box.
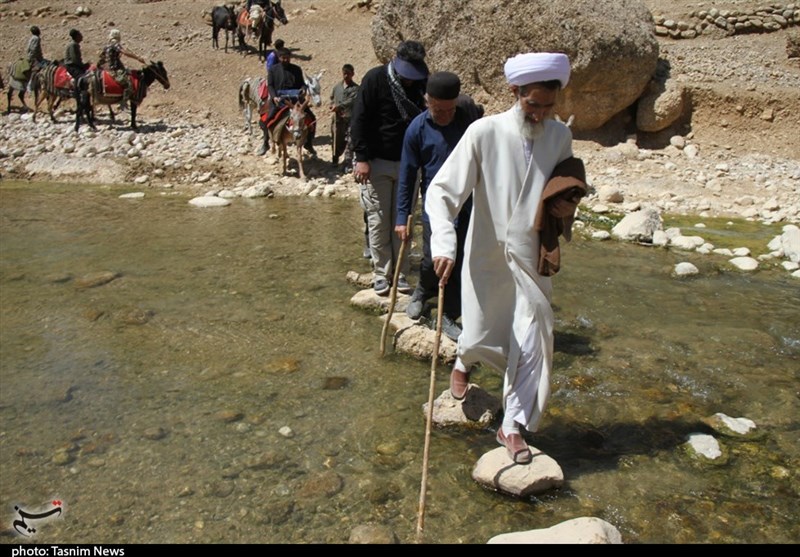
[359,158,410,283]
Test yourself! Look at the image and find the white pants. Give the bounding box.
[503,318,546,433]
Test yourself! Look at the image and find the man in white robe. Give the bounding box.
[425,52,574,464]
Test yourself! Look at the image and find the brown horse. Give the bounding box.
[271,98,310,180]
[76,61,170,131]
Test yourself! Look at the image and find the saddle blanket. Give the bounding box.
[100,70,140,97]
[54,66,73,90]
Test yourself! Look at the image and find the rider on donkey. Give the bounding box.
[64,29,89,99]
[25,26,49,92]
[98,29,146,110]
[259,48,317,157]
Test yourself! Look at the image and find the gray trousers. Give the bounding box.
[359,158,410,283]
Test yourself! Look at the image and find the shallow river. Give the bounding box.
[0,182,797,544]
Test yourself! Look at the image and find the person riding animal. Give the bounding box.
[260,48,317,157]
[25,26,49,92]
[97,29,146,109]
[64,29,89,100]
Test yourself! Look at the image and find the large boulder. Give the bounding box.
[371,0,659,131]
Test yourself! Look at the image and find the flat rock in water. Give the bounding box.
[472,446,563,497]
[423,386,501,429]
[188,196,231,208]
[345,270,373,289]
[487,516,623,544]
[702,412,757,437]
[74,271,119,289]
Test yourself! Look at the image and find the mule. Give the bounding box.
[210,5,239,52]
[238,76,267,136]
[76,61,170,131]
[271,98,311,180]
[5,59,40,114]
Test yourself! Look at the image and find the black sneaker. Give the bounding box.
[440,314,462,341]
[396,275,413,295]
[373,278,390,296]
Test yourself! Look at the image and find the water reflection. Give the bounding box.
[1,182,798,544]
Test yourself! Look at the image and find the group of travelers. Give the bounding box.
[349,41,587,465]
[19,20,587,466]
[18,25,145,106]
[252,33,587,465]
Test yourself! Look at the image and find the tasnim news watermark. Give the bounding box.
[10,548,125,557]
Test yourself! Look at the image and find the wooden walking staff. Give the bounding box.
[379,214,413,357]
[416,283,445,542]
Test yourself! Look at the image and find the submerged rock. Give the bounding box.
[349,524,398,544]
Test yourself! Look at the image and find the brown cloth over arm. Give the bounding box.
[534,156,588,277]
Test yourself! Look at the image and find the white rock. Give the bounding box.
[119,192,145,199]
[670,235,705,250]
[674,262,699,276]
[599,186,624,203]
[217,189,237,199]
[591,230,611,240]
[652,230,669,246]
[729,256,759,271]
[488,517,623,545]
[732,247,751,257]
[134,175,149,184]
[278,426,294,438]
[196,172,213,184]
[188,196,231,208]
[669,135,686,149]
[782,261,799,271]
[779,225,800,262]
[611,208,663,242]
[684,144,699,158]
[792,270,800,279]
[592,203,610,213]
[712,413,756,435]
[687,433,722,459]
[242,184,273,198]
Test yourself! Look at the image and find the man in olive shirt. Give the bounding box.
[64,29,89,82]
[329,63,358,170]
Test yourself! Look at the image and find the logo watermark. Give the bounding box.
[11,500,64,537]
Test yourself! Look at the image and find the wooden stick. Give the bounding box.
[416,283,444,542]
[379,214,413,357]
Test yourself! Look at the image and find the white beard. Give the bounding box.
[513,102,544,140]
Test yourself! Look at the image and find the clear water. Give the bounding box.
[1,182,798,544]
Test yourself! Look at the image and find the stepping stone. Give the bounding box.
[472,445,563,497]
[423,386,500,429]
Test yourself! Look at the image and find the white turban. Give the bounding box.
[504,52,571,88]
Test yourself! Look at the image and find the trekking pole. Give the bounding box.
[416,282,445,542]
[379,214,413,357]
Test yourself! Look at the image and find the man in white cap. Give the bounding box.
[425,52,581,464]
[99,29,146,109]
[350,40,429,296]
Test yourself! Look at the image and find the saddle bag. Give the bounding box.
[13,59,31,82]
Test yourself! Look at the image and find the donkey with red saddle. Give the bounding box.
[75,60,170,132]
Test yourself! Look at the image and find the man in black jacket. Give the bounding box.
[262,48,317,156]
[350,40,428,296]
